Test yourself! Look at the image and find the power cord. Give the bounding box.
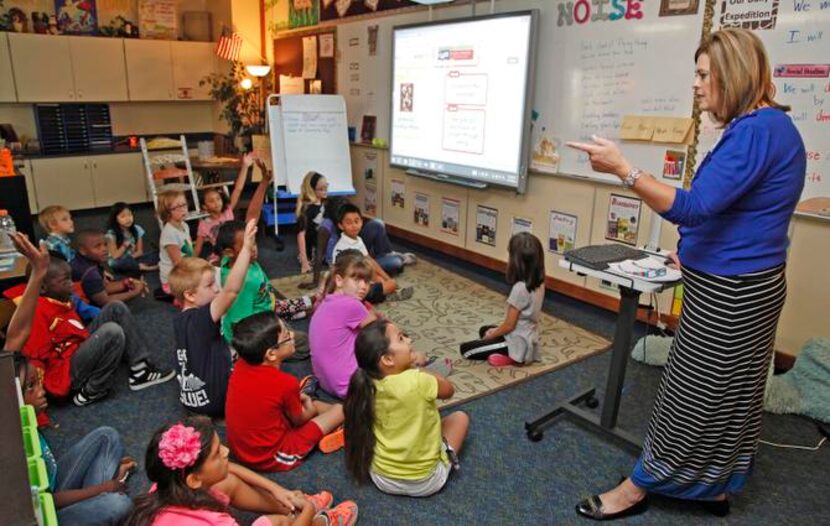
[759,423,829,451]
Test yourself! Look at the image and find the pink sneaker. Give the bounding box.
[487,353,517,367]
[320,500,359,526]
[305,490,333,513]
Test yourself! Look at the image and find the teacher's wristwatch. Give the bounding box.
[622,167,644,188]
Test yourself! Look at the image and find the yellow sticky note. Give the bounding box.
[620,115,654,141]
[653,117,694,144]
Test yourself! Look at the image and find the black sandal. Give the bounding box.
[575,494,649,521]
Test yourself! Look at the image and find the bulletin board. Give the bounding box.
[273,28,338,95]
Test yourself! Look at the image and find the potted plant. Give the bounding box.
[201,61,271,152]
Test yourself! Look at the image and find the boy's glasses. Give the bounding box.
[169,203,188,211]
[277,334,294,347]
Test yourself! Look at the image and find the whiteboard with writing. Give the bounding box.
[536,0,705,185]
[268,95,355,194]
[698,0,830,206]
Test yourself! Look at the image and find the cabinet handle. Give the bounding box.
[77,90,83,99]
[83,161,88,169]
[92,161,97,169]
[68,90,74,99]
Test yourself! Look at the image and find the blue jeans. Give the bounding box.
[375,253,404,275]
[55,427,133,526]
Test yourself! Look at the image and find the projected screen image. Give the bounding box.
[390,12,536,190]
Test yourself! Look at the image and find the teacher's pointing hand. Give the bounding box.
[567,135,632,180]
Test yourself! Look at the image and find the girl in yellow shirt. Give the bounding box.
[344,320,469,497]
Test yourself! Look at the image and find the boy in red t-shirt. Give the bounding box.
[225,311,345,472]
[23,255,174,407]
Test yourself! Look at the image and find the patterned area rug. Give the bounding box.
[272,259,610,408]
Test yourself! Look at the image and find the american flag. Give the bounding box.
[215,32,243,61]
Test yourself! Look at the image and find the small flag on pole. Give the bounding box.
[215,31,243,61]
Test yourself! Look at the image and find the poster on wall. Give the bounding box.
[321,0,420,22]
[364,183,377,216]
[55,0,99,35]
[606,194,642,246]
[361,150,378,182]
[319,32,335,58]
[475,205,498,246]
[138,0,176,40]
[289,0,319,28]
[549,211,578,254]
[391,179,405,208]
[511,216,533,236]
[530,130,561,174]
[441,198,460,235]
[302,35,318,79]
[97,0,140,37]
[414,193,430,227]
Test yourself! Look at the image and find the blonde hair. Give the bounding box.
[696,28,789,125]
[38,205,69,232]
[157,190,186,223]
[295,171,326,217]
[168,257,214,301]
[324,251,374,294]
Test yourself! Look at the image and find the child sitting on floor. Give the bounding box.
[168,220,257,417]
[157,190,194,295]
[124,416,359,526]
[332,203,412,303]
[194,152,254,260]
[14,354,135,525]
[226,312,346,472]
[106,202,158,274]
[23,255,174,406]
[39,205,76,262]
[72,229,146,306]
[214,164,313,344]
[459,232,546,367]
[344,319,469,497]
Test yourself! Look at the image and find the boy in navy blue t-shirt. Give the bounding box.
[168,219,257,417]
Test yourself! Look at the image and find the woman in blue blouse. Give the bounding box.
[568,28,805,520]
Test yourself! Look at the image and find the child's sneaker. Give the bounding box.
[402,252,418,266]
[129,364,176,391]
[306,490,333,513]
[487,353,518,367]
[386,286,414,302]
[319,426,345,454]
[319,501,359,526]
[72,387,108,407]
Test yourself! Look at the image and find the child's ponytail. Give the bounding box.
[344,319,390,484]
[124,416,225,526]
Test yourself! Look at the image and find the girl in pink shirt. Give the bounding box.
[124,416,358,526]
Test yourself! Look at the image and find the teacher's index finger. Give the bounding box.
[565,141,597,154]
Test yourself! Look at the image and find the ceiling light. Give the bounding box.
[240,78,253,90]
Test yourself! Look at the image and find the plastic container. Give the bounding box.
[39,491,57,526]
[27,457,49,492]
[20,404,36,429]
[0,209,16,252]
[22,425,42,460]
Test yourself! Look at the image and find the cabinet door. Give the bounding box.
[31,157,96,211]
[14,159,37,213]
[124,40,174,101]
[9,34,75,102]
[171,42,216,101]
[0,34,17,102]
[90,153,148,206]
[69,37,128,102]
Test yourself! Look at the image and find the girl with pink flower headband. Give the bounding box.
[124,416,359,526]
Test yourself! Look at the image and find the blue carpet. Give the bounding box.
[40,205,829,525]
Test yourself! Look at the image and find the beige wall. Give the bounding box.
[350,144,828,357]
[110,101,217,135]
[0,104,37,142]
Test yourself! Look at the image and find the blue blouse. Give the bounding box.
[660,108,805,275]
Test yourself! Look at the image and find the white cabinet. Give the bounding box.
[14,159,36,213]
[89,153,147,205]
[9,34,75,103]
[68,37,129,102]
[171,42,216,101]
[124,39,174,101]
[31,153,148,212]
[9,34,129,102]
[31,157,96,211]
[0,34,17,102]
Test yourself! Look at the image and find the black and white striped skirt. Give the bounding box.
[630,263,787,499]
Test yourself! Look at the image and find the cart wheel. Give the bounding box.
[585,396,599,409]
[527,429,544,442]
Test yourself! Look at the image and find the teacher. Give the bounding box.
[568,28,805,520]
